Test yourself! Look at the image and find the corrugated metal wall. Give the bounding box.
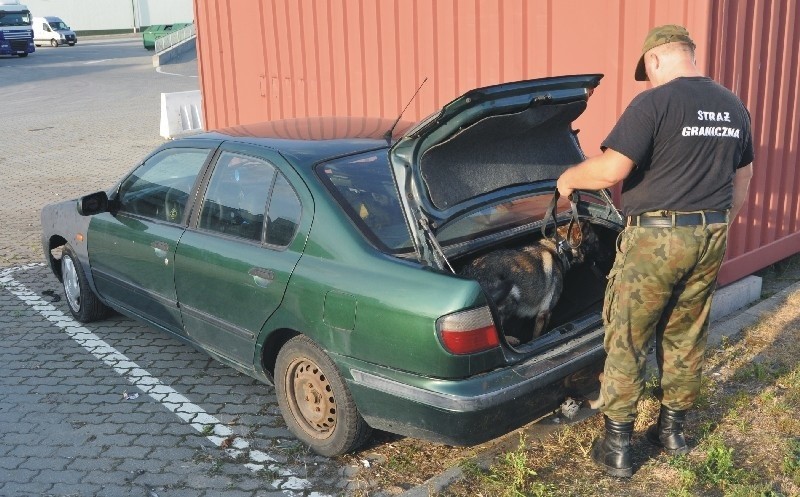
[195,0,713,157]
[194,0,799,285]
[709,0,800,284]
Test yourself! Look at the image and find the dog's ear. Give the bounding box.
[561,222,584,246]
[582,222,597,243]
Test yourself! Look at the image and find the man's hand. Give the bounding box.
[557,175,574,198]
[729,163,753,226]
[556,149,636,196]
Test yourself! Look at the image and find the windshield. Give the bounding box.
[49,21,69,30]
[0,10,32,26]
[317,151,413,254]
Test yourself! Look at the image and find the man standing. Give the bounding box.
[556,25,754,477]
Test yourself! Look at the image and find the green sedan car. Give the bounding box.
[41,74,624,456]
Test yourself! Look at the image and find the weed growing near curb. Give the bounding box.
[459,435,556,497]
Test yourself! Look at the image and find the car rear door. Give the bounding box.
[88,146,215,334]
[173,144,312,368]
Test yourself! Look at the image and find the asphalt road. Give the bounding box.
[0,37,346,497]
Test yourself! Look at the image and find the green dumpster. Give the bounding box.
[142,23,192,51]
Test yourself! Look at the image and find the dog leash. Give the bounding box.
[541,189,582,251]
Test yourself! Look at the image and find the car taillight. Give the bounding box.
[436,306,500,355]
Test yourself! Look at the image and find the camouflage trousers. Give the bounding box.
[601,219,729,422]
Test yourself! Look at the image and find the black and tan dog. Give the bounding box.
[460,222,601,346]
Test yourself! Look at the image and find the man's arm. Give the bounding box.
[556,148,636,197]
[729,163,753,225]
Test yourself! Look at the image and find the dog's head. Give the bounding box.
[555,221,601,265]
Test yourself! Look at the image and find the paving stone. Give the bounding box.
[0,39,346,496]
[42,483,104,496]
[0,456,21,470]
[18,456,71,471]
[81,469,140,485]
[0,481,54,495]
[94,485,143,497]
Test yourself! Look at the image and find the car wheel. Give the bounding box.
[50,39,59,47]
[61,244,109,323]
[275,335,372,456]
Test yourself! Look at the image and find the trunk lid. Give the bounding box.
[390,74,604,267]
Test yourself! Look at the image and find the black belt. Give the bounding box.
[627,211,728,227]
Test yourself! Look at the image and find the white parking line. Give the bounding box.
[83,59,112,64]
[0,263,328,496]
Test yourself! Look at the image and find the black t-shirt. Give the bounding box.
[602,77,754,217]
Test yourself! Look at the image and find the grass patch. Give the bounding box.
[695,437,752,489]
[257,466,281,481]
[784,439,800,486]
[733,362,770,382]
[455,435,556,497]
[207,458,225,476]
[385,444,422,474]
[667,436,755,494]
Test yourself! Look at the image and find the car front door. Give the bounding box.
[174,146,310,367]
[88,146,214,335]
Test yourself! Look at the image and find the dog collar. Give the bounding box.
[556,239,574,272]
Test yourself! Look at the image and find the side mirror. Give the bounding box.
[77,191,109,216]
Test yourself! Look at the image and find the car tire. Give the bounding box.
[275,335,372,456]
[50,39,58,47]
[61,244,109,323]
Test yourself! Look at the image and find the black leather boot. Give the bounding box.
[646,405,689,455]
[591,416,634,478]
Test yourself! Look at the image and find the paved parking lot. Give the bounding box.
[1,37,345,496]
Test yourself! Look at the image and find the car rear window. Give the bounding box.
[437,194,572,245]
[317,152,413,254]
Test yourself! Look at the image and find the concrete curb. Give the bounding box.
[398,276,800,497]
[152,36,196,67]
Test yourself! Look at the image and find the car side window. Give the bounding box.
[117,148,209,223]
[199,152,276,242]
[317,152,413,253]
[265,173,301,247]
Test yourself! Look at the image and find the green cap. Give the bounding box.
[635,24,695,81]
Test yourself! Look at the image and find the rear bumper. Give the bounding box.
[340,327,605,446]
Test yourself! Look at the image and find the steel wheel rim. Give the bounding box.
[285,357,336,440]
[62,256,81,312]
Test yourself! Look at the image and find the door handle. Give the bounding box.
[248,267,274,288]
[151,241,169,258]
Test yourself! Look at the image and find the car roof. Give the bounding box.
[188,116,414,167]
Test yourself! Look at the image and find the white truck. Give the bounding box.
[0,0,34,57]
[33,16,77,47]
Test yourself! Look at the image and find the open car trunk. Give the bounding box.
[389,74,626,352]
[451,214,620,351]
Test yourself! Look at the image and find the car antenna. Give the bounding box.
[384,77,428,143]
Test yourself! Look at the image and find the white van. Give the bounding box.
[33,16,76,47]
